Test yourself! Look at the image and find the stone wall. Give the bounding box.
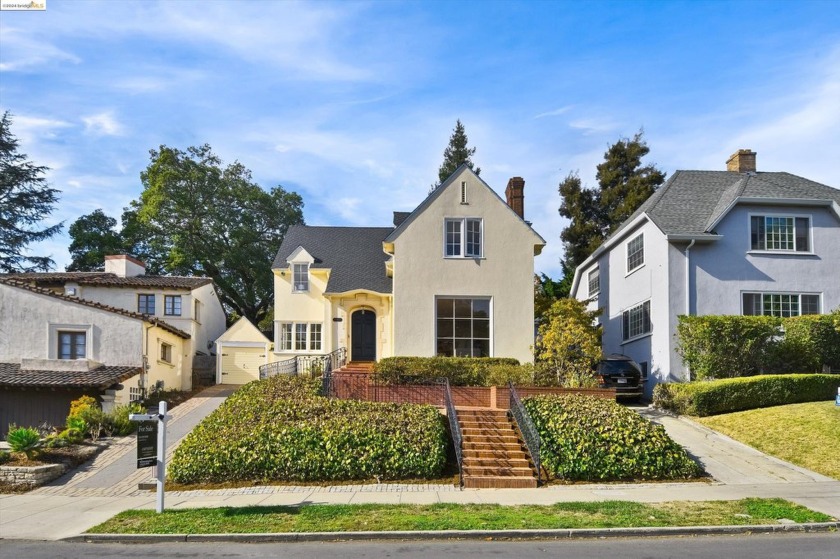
[0,463,66,488]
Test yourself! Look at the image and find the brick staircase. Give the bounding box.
[458,407,538,489]
[334,361,374,373]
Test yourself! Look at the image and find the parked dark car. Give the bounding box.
[597,354,646,400]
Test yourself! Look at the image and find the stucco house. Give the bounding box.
[217,166,545,384]
[571,150,840,395]
[0,277,191,435]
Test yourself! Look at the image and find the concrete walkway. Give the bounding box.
[2,400,838,541]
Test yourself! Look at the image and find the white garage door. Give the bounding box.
[220,346,265,385]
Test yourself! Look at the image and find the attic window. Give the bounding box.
[293,263,309,292]
[460,181,468,204]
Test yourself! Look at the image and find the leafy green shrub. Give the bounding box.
[169,375,448,484]
[106,403,145,437]
[78,406,107,442]
[523,395,701,481]
[68,395,97,419]
[0,450,9,464]
[374,356,520,386]
[653,374,840,416]
[778,314,840,373]
[534,298,602,387]
[6,426,42,459]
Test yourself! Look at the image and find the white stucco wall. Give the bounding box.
[391,168,543,363]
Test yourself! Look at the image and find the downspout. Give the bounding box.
[142,323,153,397]
[684,239,696,382]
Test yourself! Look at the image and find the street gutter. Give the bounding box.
[68,522,840,543]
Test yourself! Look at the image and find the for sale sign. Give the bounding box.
[136,421,158,468]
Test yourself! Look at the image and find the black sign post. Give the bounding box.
[136,421,158,468]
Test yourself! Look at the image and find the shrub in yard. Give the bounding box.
[0,450,9,464]
[68,395,98,419]
[653,374,840,417]
[374,356,520,386]
[524,395,702,481]
[777,314,840,373]
[169,375,449,484]
[6,426,42,460]
[106,403,145,437]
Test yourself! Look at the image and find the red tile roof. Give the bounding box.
[3,272,212,290]
[0,363,141,389]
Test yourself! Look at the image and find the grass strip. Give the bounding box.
[697,401,840,480]
[88,498,832,534]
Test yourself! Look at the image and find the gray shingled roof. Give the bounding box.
[0,363,141,389]
[272,226,394,294]
[612,171,840,239]
[4,272,212,290]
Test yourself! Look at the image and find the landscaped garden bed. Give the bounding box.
[0,443,103,491]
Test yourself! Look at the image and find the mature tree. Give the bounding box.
[535,298,602,387]
[0,112,62,272]
[66,209,124,271]
[434,119,481,188]
[133,144,304,324]
[558,131,665,275]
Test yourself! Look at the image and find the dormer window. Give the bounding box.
[293,263,309,292]
[444,218,482,258]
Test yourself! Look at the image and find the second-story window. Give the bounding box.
[750,215,810,252]
[164,295,182,316]
[138,294,155,315]
[626,233,644,273]
[444,218,482,258]
[588,268,600,297]
[293,263,309,292]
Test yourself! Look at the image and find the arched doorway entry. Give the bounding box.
[351,309,377,362]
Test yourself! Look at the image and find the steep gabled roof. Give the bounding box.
[3,272,212,290]
[0,278,191,339]
[0,363,141,389]
[272,226,394,294]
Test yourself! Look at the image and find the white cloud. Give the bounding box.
[82,111,124,136]
[7,115,73,143]
[0,27,81,71]
[534,105,574,119]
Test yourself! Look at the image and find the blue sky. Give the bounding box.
[1,0,838,277]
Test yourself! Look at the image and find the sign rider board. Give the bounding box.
[130,401,169,513]
[136,421,157,468]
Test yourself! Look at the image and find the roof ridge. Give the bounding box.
[0,278,191,339]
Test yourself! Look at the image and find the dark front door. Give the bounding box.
[351,310,376,361]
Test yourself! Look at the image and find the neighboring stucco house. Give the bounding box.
[217,167,545,384]
[0,277,191,435]
[3,254,227,388]
[571,150,840,395]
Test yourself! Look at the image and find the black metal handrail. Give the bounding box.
[326,347,347,372]
[322,365,332,397]
[259,357,297,379]
[508,382,541,484]
[443,378,464,488]
[259,347,348,380]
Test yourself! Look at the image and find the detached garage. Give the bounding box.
[215,318,271,385]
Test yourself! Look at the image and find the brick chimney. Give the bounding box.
[505,177,525,219]
[104,254,146,277]
[726,149,756,173]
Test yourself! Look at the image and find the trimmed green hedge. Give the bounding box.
[523,395,702,481]
[653,374,840,417]
[373,356,524,386]
[169,376,448,484]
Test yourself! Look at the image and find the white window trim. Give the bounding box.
[741,291,822,316]
[47,323,93,360]
[747,212,814,255]
[625,233,645,276]
[275,321,323,353]
[292,263,310,293]
[433,296,493,358]
[620,300,651,344]
[443,217,484,259]
[587,268,600,297]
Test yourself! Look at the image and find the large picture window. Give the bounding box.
[278,322,322,352]
[626,233,644,273]
[622,300,651,342]
[58,331,86,359]
[436,297,491,357]
[444,218,483,258]
[750,215,810,252]
[742,293,820,317]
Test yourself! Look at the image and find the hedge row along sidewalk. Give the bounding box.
[87,499,833,535]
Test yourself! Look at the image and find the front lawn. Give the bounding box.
[697,401,840,479]
[88,499,832,534]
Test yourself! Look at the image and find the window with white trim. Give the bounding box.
[58,331,86,359]
[588,268,600,297]
[742,293,821,317]
[310,324,322,351]
[279,323,293,351]
[293,263,309,292]
[278,322,322,352]
[444,218,483,258]
[436,297,491,357]
[626,233,644,273]
[295,323,307,350]
[622,300,651,342]
[750,215,810,252]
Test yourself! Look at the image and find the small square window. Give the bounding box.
[160,342,172,364]
[164,295,182,316]
[58,331,86,359]
[138,294,155,315]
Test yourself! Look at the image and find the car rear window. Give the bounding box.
[599,361,639,375]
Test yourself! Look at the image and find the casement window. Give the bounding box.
[278,322,322,352]
[588,268,600,297]
[293,263,309,292]
[742,293,821,317]
[750,215,810,252]
[164,295,182,316]
[138,294,155,315]
[194,300,201,323]
[58,331,86,359]
[622,300,651,342]
[436,297,491,357]
[160,342,172,364]
[444,218,483,258]
[626,233,644,273]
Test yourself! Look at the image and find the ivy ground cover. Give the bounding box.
[168,376,448,484]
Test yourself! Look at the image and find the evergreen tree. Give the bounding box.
[434,119,481,189]
[558,131,665,276]
[66,209,124,271]
[0,112,62,272]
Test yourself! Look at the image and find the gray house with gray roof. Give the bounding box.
[571,150,840,394]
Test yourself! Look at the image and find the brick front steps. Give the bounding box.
[334,361,375,374]
[457,408,538,489]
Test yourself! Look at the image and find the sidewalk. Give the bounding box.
[2,401,838,540]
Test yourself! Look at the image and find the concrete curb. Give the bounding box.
[67,522,840,543]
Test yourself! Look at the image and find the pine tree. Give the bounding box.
[0,112,62,272]
[434,119,481,189]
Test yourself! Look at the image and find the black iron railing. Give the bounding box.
[260,348,348,380]
[508,382,541,484]
[325,347,347,372]
[259,357,297,379]
[444,378,464,488]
